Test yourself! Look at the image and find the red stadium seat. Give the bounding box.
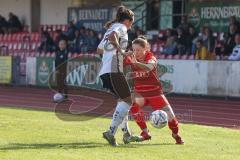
[8,42,13,51]
[46,52,51,57]
[181,54,188,60]
[188,54,195,60]
[62,25,67,31]
[52,25,57,31]
[166,55,173,59]
[3,34,8,41]
[51,52,56,57]
[73,53,79,58]
[159,54,166,59]
[173,54,180,59]
[7,34,12,41]
[40,52,45,57]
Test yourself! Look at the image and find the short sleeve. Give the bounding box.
[110,24,127,38]
[146,52,157,64]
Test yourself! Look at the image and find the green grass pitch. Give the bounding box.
[0,107,239,160]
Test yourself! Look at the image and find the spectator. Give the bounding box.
[0,15,8,34]
[229,16,240,32]
[54,29,64,46]
[55,39,69,99]
[176,27,187,55]
[79,27,88,53]
[7,12,23,33]
[228,33,240,60]
[65,21,77,41]
[195,39,209,60]
[203,27,215,53]
[87,29,99,52]
[214,40,225,59]
[177,15,191,35]
[192,26,207,54]
[186,25,198,54]
[161,29,177,55]
[38,31,56,53]
[70,29,81,53]
[223,24,238,55]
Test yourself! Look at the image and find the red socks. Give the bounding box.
[130,103,147,130]
[168,118,179,135]
[131,103,180,136]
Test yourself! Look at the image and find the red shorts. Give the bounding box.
[142,94,169,110]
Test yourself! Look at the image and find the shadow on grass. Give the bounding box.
[0,142,176,150]
[0,142,106,150]
[116,142,175,148]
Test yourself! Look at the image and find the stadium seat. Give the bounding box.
[40,52,45,57]
[3,34,8,41]
[181,54,188,60]
[173,54,180,59]
[73,53,79,58]
[7,34,12,41]
[166,55,173,59]
[159,54,166,59]
[188,54,195,60]
[51,52,56,57]
[8,42,13,51]
[46,52,51,57]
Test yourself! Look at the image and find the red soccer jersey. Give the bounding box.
[124,51,163,97]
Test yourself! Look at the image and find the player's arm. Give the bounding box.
[108,31,133,56]
[108,31,124,54]
[131,55,157,71]
[134,61,156,71]
[97,48,103,54]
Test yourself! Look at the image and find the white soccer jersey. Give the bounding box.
[98,23,128,76]
[229,45,240,61]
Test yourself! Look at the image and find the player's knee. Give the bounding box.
[122,96,132,105]
[130,103,140,114]
[162,105,175,120]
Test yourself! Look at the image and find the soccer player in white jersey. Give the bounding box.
[98,6,135,146]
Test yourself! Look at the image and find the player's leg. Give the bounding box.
[162,104,184,144]
[148,94,184,144]
[101,73,132,146]
[120,112,142,144]
[129,94,151,141]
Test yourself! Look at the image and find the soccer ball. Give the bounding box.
[150,110,168,129]
[53,93,64,103]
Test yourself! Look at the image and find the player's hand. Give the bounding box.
[124,51,134,56]
[130,53,138,64]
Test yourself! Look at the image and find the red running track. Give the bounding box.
[0,86,240,129]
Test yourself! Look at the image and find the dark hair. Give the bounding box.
[138,35,147,40]
[132,38,147,48]
[104,6,134,29]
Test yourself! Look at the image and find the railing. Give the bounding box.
[131,0,160,31]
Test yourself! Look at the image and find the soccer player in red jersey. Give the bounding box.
[124,37,184,144]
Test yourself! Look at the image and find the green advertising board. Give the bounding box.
[187,2,240,32]
[36,57,55,87]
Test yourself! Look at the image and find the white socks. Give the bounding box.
[120,114,130,134]
[109,101,130,135]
